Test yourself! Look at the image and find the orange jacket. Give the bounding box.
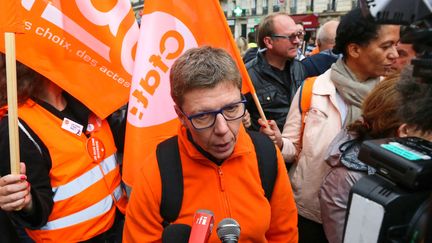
[123,125,298,243]
[18,100,127,242]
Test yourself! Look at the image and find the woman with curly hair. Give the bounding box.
[319,70,432,243]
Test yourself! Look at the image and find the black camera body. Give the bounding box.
[344,137,432,243]
[358,137,432,190]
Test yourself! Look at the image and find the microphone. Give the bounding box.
[162,224,191,243]
[188,209,215,243]
[217,218,241,243]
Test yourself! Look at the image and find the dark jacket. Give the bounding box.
[246,51,307,131]
[243,47,258,64]
[301,49,341,78]
[0,211,19,242]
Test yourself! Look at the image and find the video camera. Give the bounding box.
[343,1,432,242]
[344,137,432,242]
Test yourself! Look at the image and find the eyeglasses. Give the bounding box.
[181,98,247,130]
[271,31,305,42]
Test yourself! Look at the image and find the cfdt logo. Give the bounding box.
[128,11,198,127]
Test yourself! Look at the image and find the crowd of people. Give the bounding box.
[1,7,431,243]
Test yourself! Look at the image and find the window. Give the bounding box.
[251,0,257,15]
[241,24,247,38]
[262,0,268,15]
[290,0,297,14]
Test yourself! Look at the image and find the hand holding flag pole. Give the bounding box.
[4,34,20,175]
[1,0,24,174]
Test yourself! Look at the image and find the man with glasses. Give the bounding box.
[245,12,307,132]
[123,46,298,242]
[260,8,400,243]
[295,23,306,61]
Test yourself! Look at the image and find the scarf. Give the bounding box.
[325,129,376,175]
[330,59,379,127]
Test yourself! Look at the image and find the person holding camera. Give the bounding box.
[319,68,432,243]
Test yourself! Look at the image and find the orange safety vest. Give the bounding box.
[17,100,127,242]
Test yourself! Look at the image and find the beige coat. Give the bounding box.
[280,69,345,223]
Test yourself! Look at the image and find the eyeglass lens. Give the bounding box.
[190,101,246,129]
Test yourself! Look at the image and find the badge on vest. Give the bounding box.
[61,118,83,136]
[87,114,102,133]
[86,137,106,163]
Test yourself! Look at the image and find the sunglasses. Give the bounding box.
[271,31,305,42]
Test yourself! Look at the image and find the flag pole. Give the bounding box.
[213,0,267,124]
[5,32,20,174]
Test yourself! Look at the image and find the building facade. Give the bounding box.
[221,0,356,39]
[130,0,356,38]
[130,0,145,22]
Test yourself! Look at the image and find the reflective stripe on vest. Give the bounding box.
[52,154,117,202]
[41,185,123,230]
[17,101,124,241]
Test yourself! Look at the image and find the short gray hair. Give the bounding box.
[170,46,242,107]
[316,20,339,48]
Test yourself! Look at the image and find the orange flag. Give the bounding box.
[0,0,139,118]
[0,0,24,33]
[122,0,255,187]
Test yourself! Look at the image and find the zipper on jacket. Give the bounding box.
[218,166,231,216]
[218,167,225,191]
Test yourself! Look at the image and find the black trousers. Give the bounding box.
[298,215,329,243]
[82,210,125,243]
[0,210,20,243]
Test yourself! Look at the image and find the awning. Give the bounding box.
[290,14,319,31]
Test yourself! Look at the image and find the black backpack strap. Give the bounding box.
[247,131,278,201]
[156,136,183,227]
[156,132,277,227]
